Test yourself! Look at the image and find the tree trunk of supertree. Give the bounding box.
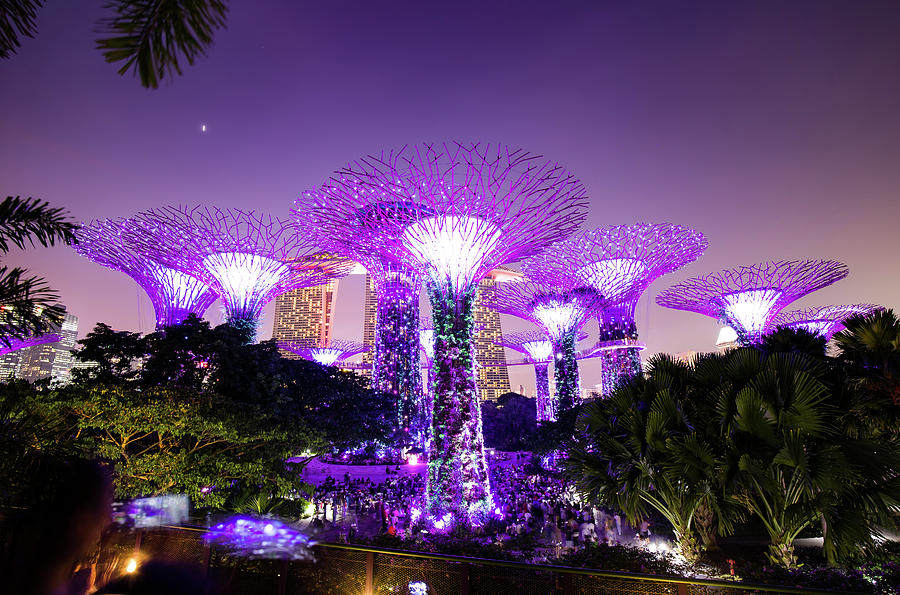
[600,347,642,396]
[533,362,555,422]
[372,279,423,446]
[425,283,492,523]
[553,329,580,413]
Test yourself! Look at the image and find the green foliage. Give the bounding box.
[71,323,147,383]
[0,196,76,346]
[96,0,229,88]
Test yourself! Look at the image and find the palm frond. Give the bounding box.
[0,196,76,252]
[0,266,65,346]
[95,0,228,89]
[0,0,44,59]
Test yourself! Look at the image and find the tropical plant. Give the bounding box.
[0,196,76,347]
[1,0,229,88]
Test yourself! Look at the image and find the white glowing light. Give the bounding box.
[202,252,289,317]
[721,289,782,340]
[402,216,502,292]
[792,321,834,336]
[310,348,343,366]
[419,329,435,361]
[201,124,207,132]
[148,264,211,309]
[716,326,738,346]
[521,340,553,361]
[125,558,138,573]
[407,454,419,466]
[577,258,647,298]
[531,300,587,338]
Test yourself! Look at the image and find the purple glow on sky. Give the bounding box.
[3,1,899,392]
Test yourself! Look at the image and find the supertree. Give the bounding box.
[494,329,587,422]
[74,219,217,329]
[656,260,850,346]
[129,207,350,341]
[292,194,425,446]
[772,304,883,340]
[310,142,588,523]
[523,223,707,396]
[279,338,369,366]
[488,280,610,415]
[0,333,61,356]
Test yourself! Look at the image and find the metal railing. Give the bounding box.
[93,525,867,595]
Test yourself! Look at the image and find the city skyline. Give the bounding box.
[3,1,899,394]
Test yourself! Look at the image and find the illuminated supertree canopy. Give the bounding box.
[293,192,425,446]
[772,304,883,340]
[489,280,608,415]
[495,329,586,422]
[0,333,61,356]
[309,142,588,523]
[129,207,350,340]
[74,219,217,329]
[524,223,707,396]
[656,259,850,345]
[279,338,369,366]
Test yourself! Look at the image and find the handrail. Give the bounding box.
[155,525,867,595]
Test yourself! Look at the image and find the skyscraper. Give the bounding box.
[473,269,517,401]
[0,311,79,384]
[272,280,339,358]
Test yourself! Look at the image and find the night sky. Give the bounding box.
[3,0,899,393]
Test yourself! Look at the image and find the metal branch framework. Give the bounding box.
[495,329,586,422]
[0,333,61,357]
[128,207,351,340]
[524,223,707,395]
[772,304,883,340]
[293,191,425,446]
[279,338,369,366]
[488,280,607,415]
[74,219,217,329]
[306,142,589,524]
[656,259,850,345]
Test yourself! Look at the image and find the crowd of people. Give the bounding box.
[303,451,650,553]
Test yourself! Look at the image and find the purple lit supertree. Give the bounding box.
[772,304,883,340]
[292,194,425,446]
[0,333,61,356]
[129,207,350,341]
[310,142,588,522]
[656,260,850,346]
[74,219,217,329]
[495,329,587,422]
[279,338,369,366]
[489,281,609,415]
[523,223,707,396]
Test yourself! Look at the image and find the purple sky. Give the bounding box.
[3,1,899,393]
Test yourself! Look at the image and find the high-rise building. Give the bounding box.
[0,311,79,384]
[361,274,378,368]
[473,269,517,401]
[272,280,340,359]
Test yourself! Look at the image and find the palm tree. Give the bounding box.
[0,196,76,347]
[566,355,715,562]
[1,0,229,89]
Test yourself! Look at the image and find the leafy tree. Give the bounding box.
[0,196,76,347]
[1,0,228,88]
[71,323,147,384]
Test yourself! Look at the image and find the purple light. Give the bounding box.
[525,223,707,394]
[279,338,369,366]
[74,218,217,329]
[772,304,883,340]
[657,260,850,345]
[127,207,351,337]
[204,516,315,560]
[0,333,61,356]
[305,142,588,521]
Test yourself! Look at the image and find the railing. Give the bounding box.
[95,525,867,595]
